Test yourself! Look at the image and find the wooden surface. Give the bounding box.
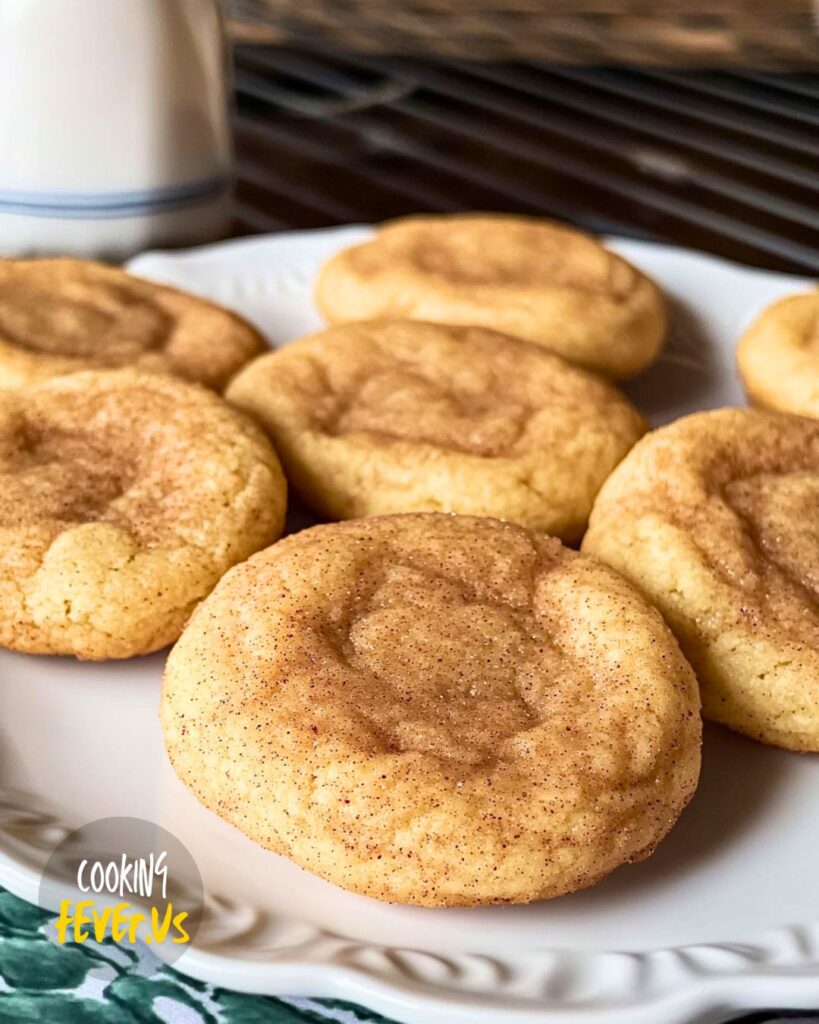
[230,45,819,275]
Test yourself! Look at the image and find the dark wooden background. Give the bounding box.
[230,45,819,276]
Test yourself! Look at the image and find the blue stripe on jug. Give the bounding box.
[0,175,230,219]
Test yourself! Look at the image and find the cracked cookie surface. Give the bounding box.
[226,320,646,540]
[737,291,819,419]
[315,214,667,378]
[161,513,700,906]
[0,369,287,659]
[0,258,265,391]
[583,408,819,750]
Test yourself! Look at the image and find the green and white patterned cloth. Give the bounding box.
[0,888,394,1024]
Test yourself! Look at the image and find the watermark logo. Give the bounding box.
[39,817,203,963]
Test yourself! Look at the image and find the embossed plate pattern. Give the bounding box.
[0,227,817,1024]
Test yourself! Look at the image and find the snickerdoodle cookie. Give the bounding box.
[583,408,819,751]
[226,320,646,541]
[162,513,701,907]
[0,258,265,391]
[315,214,666,378]
[0,369,286,659]
[737,291,819,419]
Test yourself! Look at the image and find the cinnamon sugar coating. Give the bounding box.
[0,258,265,391]
[737,291,819,419]
[162,513,700,907]
[315,214,666,379]
[584,408,819,750]
[226,320,646,540]
[0,369,286,659]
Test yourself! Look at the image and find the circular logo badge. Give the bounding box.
[39,816,203,963]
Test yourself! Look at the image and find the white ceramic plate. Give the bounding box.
[1,227,817,1024]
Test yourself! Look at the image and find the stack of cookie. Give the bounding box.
[1,213,816,909]
[0,261,288,660]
